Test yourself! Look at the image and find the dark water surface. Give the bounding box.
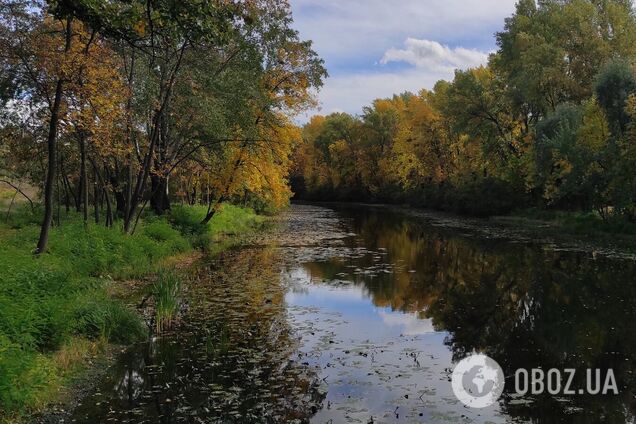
[70,204,636,423]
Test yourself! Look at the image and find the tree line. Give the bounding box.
[292,0,636,220]
[0,0,326,252]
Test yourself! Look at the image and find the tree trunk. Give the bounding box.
[79,135,89,223]
[75,174,83,212]
[201,198,223,225]
[123,154,133,222]
[93,165,100,224]
[104,189,114,227]
[124,44,186,232]
[36,18,72,254]
[4,182,20,222]
[150,174,171,215]
[89,157,114,227]
[63,173,76,212]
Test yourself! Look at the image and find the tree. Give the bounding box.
[51,0,325,228]
[0,1,76,252]
[595,59,636,135]
[494,0,636,119]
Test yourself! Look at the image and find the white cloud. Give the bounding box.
[290,0,517,61]
[381,38,489,71]
[379,311,436,336]
[289,0,518,120]
[307,67,451,118]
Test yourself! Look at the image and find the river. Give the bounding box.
[70,204,636,423]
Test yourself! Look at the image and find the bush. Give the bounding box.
[74,300,146,345]
[0,334,56,414]
[169,204,209,236]
[0,215,184,415]
[209,204,263,235]
[3,204,44,229]
[559,212,636,235]
[169,203,262,249]
[406,178,527,217]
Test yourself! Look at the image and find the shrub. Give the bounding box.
[0,335,56,414]
[74,300,146,345]
[169,203,262,249]
[4,204,44,229]
[169,205,209,236]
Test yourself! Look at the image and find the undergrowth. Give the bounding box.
[169,203,264,249]
[0,203,263,419]
[513,208,636,236]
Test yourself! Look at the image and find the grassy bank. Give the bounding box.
[0,203,263,421]
[502,208,636,237]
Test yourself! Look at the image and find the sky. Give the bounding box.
[289,0,519,121]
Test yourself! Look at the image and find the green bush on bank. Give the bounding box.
[0,203,262,417]
[169,203,263,249]
[514,208,636,235]
[549,211,636,234]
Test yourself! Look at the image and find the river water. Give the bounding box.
[70,204,636,423]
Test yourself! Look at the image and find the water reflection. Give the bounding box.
[71,248,325,423]
[296,205,636,423]
[71,204,636,423]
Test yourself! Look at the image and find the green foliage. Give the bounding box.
[559,212,636,235]
[170,203,263,249]
[4,204,44,229]
[0,334,56,415]
[151,270,182,333]
[595,59,636,134]
[169,205,209,237]
[142,219,190,250]
[0,203,263,415]
[208,204,263,236]
[494,0,636,118]
[0,214,187,414]
[74,299,146,345]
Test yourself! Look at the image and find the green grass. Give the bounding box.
[169,203,264,249]
[512,207,636,236]
[150,270,182,333]
[0,203,263,419]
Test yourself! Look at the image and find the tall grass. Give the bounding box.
[0,203,263,418]
[0,208,188,416]
[169,203,264,250]
[151,270,182,333]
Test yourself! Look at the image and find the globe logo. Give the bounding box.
[451,354,505,408]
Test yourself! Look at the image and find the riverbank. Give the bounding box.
[60,203,636,423]
[298,201,636,260]
[0,204,265,423]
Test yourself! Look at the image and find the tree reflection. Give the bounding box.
[303,207,636,423]
[72,247,324,423]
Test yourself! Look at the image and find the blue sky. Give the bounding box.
[289,0,519,120]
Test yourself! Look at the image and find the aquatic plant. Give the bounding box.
[152,270,183,333]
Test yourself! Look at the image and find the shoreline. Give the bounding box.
[0,206,266,424]
[30,254,202,424]
[296,201,636,260]
[27,227,268,424]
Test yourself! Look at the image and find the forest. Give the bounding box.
[0,0,325,418]
[3,0,636,422]
[0,0,325,252]
[293,0,636,223]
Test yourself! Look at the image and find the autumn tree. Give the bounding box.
[0,1,76,252]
